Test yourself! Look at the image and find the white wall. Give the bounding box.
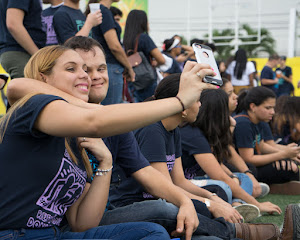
[147,0,300,57]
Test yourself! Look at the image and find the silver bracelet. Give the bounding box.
[209,193,217,199]
[95,166,113,176]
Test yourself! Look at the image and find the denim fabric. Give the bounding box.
[101,63,124,105]
[100,199,236,240]
[193,173,253,204]
[0,222,170,240]
[190,179,233,203]
[128,81,157,103]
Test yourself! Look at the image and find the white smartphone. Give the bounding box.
[192,43,223,86]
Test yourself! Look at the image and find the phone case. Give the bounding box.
[192,43,223,86]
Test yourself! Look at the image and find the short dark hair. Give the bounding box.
[280,56,287,61]
[64,36,105,57]
[110,6,123,17]
[269,54,279,61]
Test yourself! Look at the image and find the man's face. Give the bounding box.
[75,47,109,104]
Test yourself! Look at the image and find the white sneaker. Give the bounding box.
[257,182,270,198]
[234,203,260,223]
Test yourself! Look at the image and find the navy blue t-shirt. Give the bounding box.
[0,94,87,229]
[260,66,277,92]
[136,33,157,63]
[180,125,211,179]
[92,4,121,64]
[233,111,264,154]
[0,0,46,54]
[88,132,150,208]
[42,4,63,46]
[276,66,294,96]
[261,122,274,141]
[135,121,182,173]
[53,5,90,44]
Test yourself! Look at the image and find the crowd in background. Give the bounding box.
[0,0,300,240]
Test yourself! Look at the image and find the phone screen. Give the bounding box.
[192,43,223,86]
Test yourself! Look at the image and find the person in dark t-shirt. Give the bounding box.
[53,0,102,44]
[260,54,280,94]
[233,86,300,194]
[0,0,46,79]
[42,0,64,46]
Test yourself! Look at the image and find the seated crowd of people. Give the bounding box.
[0,0,300,239]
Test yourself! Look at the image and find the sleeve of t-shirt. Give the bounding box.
[261,122,274,141]
[260,67,274,80]
[246,61,256,75]
[116,132,150,176]
[286,67,292,77]
[53,10,76,44]
[7,0,30,13]
[135,125,167,163]
[181,126,212,155]
[99,6,116,34]
[11,94,66,138]
[234,121,255,149]
[138,34,157,57]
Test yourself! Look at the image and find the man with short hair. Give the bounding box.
[260,54,280,94]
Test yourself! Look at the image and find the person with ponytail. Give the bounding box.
[134,73,245,223]
[225,49,256,94]
[0,44,218,239]
[233,86,300,194]
[180,88,281,223]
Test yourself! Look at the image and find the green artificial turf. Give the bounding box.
[252,194,300,227]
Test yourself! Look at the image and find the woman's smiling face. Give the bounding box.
[44,50,91,102]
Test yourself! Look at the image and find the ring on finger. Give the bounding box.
[83,137,86,142]
[196,72,202,78]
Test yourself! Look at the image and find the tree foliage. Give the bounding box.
[204,24,276,60]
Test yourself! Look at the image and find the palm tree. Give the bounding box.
[204,24,276,60]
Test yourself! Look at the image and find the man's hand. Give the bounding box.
[171,201,199,240]
[210,201,243,223]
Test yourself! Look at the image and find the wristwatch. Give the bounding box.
[204,198,211,208]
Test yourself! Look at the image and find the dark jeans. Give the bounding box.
[257,160,299,184]
[100,199,237,240]
[0,222,170,240]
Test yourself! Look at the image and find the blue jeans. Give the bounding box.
[194,173,253,204]
[0,222,170,240]
[190,179,232,203]
[102,63,124,105]
[100,199,237,240]
[129,81,157,103]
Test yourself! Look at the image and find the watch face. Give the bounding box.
[205,199,211,208]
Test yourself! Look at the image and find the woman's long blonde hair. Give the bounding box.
[0,45,92,177]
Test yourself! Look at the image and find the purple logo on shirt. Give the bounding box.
[166,154,176,172]
[42,15,58,45]
[26,150,86,228]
